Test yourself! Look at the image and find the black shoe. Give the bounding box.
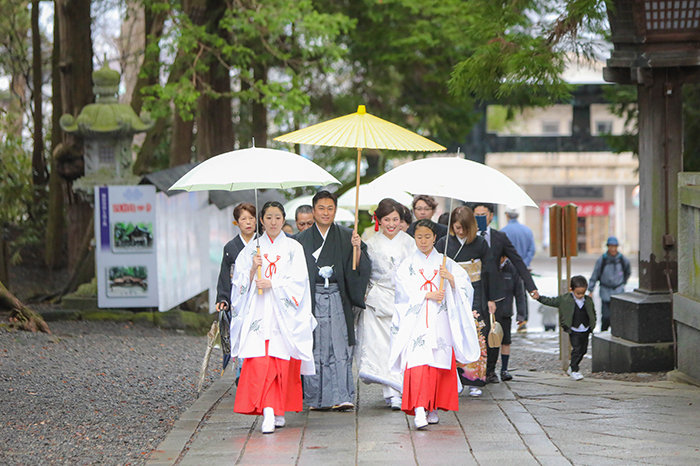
[500,370,513,381]
[486,372,500,384]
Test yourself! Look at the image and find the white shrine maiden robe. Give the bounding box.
[229,232,317,375]
[358,230,416,390]
[389,248,480,374]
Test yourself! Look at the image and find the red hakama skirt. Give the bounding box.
[401,352,458,416]
[234,340,303,415]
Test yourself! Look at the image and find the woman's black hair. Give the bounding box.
[260,201,286,219]
[415,218,437,236]
[375,198,400,220]
[570,275,588,290]
[397,204,413,224]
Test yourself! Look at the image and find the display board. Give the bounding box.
[95,186,159,308]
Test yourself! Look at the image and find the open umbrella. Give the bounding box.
[275,105,446,268]
[337,183,413,211]
[367,156,538,293]
[170,147,340,374]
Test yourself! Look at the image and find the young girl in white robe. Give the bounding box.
[358,198,416,410]
[229,201,316,434]
[389,219,480,429]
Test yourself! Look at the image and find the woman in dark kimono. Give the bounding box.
[435,206,504,396]
[215,202,258,375]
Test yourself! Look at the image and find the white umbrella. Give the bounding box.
[367,157,537,208]
[368,156,537,294]
[169,148,340,192]
[337,183,414,211]
[170,147,340,293]
[283,195,355,224]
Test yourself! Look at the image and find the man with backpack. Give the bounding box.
[587,237,631,332]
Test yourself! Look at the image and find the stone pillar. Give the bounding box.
[614,184,626,249]
[593,68,678,373]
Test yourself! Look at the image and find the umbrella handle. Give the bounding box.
[352,147,362,271]
[257,246,263,295]
[438,254,447,303]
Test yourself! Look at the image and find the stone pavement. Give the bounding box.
[146,369,700,466]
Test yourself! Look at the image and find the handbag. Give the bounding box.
[488,313,503,348]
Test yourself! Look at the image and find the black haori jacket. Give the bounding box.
[295,223,371,346]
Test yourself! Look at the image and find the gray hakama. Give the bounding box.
[303,284,354,408]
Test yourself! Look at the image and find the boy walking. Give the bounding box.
[537,276,596,381]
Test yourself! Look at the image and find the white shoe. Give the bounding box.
[414,407,428,429]
[427,410,439,424]
[390,396,402,411]
[571,371,584,381]
[274,415,285,428]
[566,367,572,376]
[261,407,275,434]
[469,387,482,397]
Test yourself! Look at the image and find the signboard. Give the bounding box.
[94,186,158,308]
[540,201,613,217]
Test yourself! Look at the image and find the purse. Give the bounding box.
[488,313,503,348]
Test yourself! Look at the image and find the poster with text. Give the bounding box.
[95,186,159,308]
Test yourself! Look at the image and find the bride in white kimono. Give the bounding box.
[229,201,316,434]
[358,199,416,410]
[389,219,480,429]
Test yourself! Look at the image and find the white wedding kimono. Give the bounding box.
[358,230,416,393]
[229,232,317,375]
[389,248,480,375]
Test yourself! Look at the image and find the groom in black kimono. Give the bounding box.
[295,190,371,411]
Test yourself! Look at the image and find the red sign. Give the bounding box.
[541,201,613,217]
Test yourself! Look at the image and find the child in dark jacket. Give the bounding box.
[536,275,596,381]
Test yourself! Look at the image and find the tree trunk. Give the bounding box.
[238,76,252,148]
[252,62,268,147]
[0,234,8,285]
[0,280,51,334]
[169,113,194,167]
[129,5,166,115]
[31,0,46,188]
[46,8,65,270]
[196,59,235,160]
[56,0,94,274]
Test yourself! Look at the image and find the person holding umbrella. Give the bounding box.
[229,201,317,434]
[215,202,258,375]
[389,219,480,429]
[358,198,416,410]
[295,191,372,411]
[435,206,503,396]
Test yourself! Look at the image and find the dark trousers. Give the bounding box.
[601,300,611,331]
[485,315,511,374]
[569,331,590,372]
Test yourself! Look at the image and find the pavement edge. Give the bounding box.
[145,370,235,465]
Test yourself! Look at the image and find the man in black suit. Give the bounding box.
[472,202,539,384]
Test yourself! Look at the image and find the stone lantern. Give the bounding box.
[594,0,700,374]
[60,61,153,192]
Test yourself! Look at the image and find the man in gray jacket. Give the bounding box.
[587,237,631,332]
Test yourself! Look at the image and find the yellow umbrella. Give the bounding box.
[275,105,446,267]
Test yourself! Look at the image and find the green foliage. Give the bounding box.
[0,110,46,264]
[603,84,638,156]
[449,0,610,106]
[0,0,30,81]
[141,0,354,126]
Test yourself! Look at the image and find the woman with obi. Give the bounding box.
[435,206,504,396]
[229,201,317,434]
[389,219,480,429]
[358,198,416,410]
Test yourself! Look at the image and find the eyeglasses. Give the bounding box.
[414,207,433,212]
